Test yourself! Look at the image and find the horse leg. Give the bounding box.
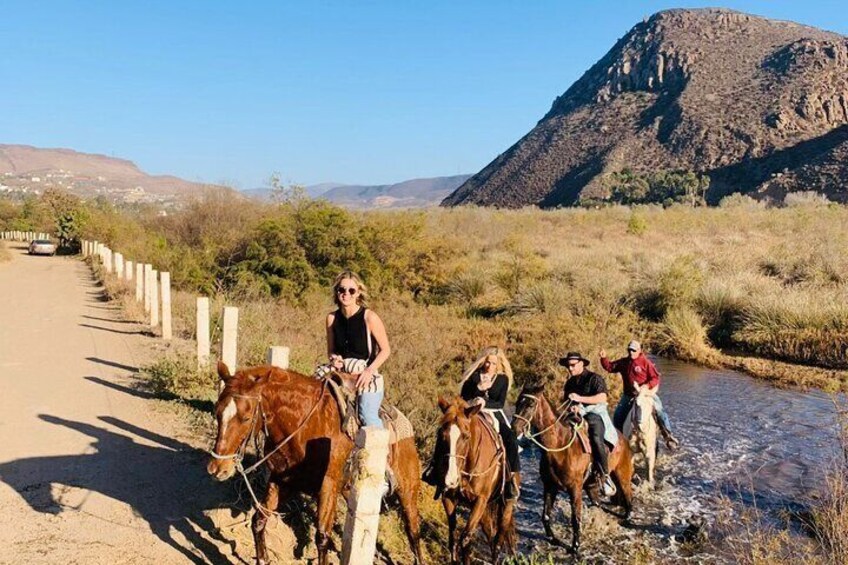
[443,495,459,565]
[542,485,561,545]
[480,506,498,562]
[460,497,488,565]
[647,436,657,488]
[613,444,635,522]
[315,478,340,565]
[395,474,424,564]
[252,481,279,565]
[496,499,517,560]
[568,484,583,557]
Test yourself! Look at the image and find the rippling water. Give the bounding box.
[513,358,842,562]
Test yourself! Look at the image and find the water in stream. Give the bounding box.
[514,358,842,563]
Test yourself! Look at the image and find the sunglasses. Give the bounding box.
[337,286,357,296]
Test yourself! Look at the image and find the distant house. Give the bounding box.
[31,177,41,183]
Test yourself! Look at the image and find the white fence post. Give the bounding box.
[104,248,112,274]
[197,297,211,369]
[144,264,153,312]
[125,260,133,282]
[341,428,390,565]
[150,269,160,328]
[161,272,172,340]
[135,263,144,302]
[221,306,238,373]
[266,346,290,369]
[115,252,124,279]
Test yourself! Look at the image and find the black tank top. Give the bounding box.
[331,307,376,363]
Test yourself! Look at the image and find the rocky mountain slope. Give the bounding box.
[0,144,222,204]
[443,9,848,207]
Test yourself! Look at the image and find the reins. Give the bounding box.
[211,380,328,517]
[515,394,584,453]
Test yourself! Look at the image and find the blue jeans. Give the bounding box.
[358,389,384,429]
[613,394,671,432]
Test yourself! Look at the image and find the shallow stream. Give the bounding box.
[513,358,842,563]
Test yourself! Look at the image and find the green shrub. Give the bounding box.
[627,211,648,235]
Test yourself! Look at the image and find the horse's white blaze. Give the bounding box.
[221,398,237,435]
[445,424,461,488]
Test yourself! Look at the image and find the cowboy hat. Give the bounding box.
[558,351,590,367]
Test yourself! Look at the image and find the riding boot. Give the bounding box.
[504,472,520,500]
[657,420,680,451]
[384,467,397,498]
[421,461,438,487]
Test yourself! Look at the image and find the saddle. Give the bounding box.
[475,412,511,496]
[318,368,414,445]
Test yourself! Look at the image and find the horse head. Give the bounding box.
[436,395,482,490]
[513,382,546,438]
[207,361,272,481]
[632,390,656,436]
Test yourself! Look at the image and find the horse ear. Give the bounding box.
[249,368,273,383]
[464,403,483,418]
[217,361,232,381]
[437,395,452,413]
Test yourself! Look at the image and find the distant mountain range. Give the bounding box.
[0,144,223,205]
[244,174,472,208]
[444,8,848,207]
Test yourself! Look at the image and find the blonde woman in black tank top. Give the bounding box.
[326,270,390,428]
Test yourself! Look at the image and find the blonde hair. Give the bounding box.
[332,270,369,308]
[460,346,514,391]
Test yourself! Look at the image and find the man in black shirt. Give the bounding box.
[560,351,616,497]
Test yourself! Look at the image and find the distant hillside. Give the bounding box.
[0,144,224,204]
[244,175,472,208]
[444,9,848,207]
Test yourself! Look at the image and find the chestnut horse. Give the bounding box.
[207,362,424,565]
[436,396,517,565]
[512,383,633,556]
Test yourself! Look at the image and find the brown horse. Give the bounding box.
[512,383,633,557]
[435,396,517,565]
[207,362,424,565]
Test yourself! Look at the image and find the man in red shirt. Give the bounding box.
[600,340,679,450]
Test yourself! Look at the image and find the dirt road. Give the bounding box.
[0,244,243,564]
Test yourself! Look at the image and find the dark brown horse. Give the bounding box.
[207,362,424,565]
[435,396,517,565]
[512,383,633,556]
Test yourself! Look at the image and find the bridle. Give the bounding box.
[210,381,327,516]
[513,393,584,453]
[442,416,501,483]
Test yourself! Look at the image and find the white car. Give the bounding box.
[28,239,57,256]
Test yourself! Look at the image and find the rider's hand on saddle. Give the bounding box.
[599,348,607,358]
[356,367,374,390]
[568,393,581,403]
[329,354,344,370]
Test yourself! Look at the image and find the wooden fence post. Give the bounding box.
[221,306,239,373]
[161,272,172,340]
[197,297,211,369]
[135,263,144,302]
[341,428,390,565]
[144,264,153,312]
[115,252,124,279]
[150,269,160,328]
[266,346,290,369]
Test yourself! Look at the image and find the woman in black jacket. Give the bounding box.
[458,347,520,499]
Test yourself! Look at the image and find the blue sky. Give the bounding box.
[1,1,846,188]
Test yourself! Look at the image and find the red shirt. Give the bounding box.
[600,353,660,394]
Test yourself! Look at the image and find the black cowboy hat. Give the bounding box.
[558,351,590,367]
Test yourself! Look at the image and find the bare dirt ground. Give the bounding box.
[0,244,256,564]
